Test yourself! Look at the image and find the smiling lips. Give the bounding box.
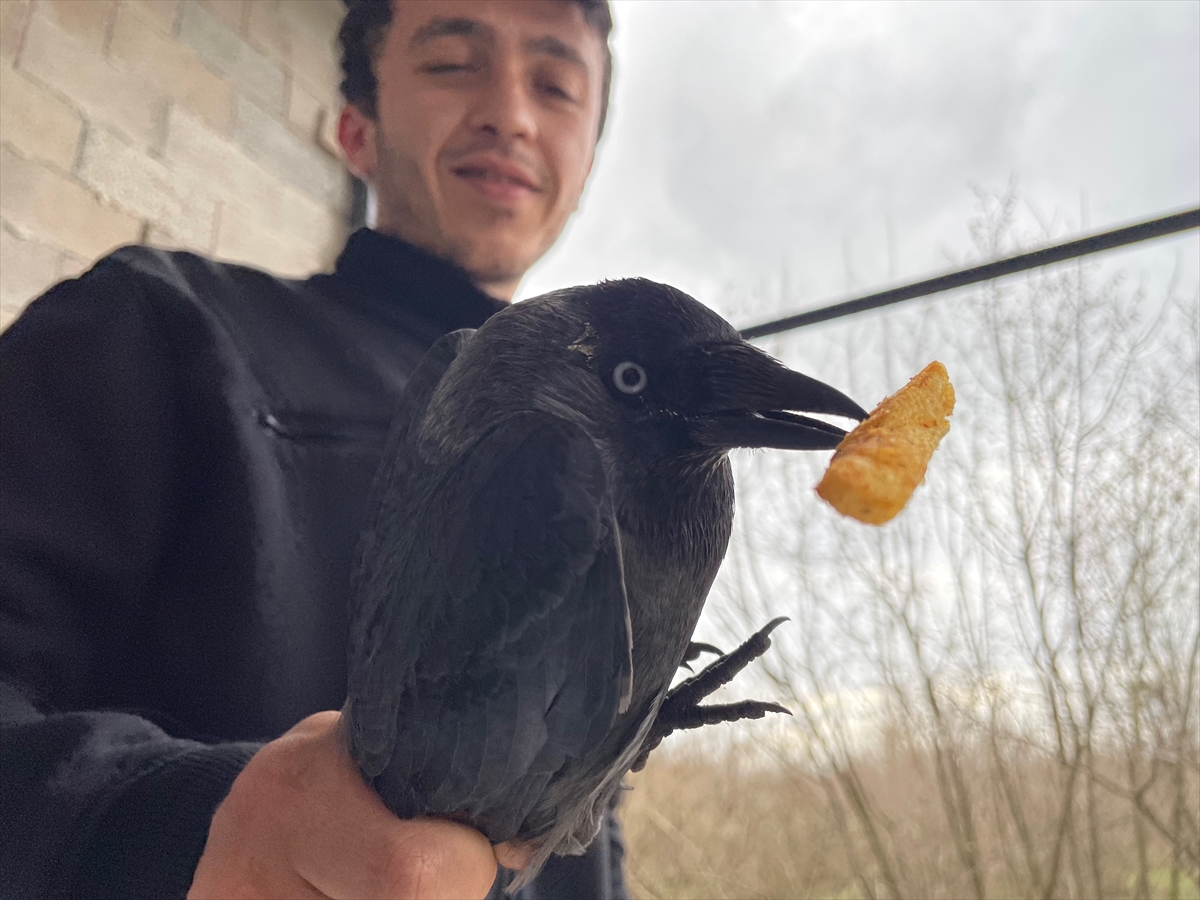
[452,153,542,205]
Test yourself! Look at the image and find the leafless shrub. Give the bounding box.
[620,189,1200,900]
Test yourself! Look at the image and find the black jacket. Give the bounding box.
[0,229,628,899]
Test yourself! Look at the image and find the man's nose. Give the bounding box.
[468,60,538,142]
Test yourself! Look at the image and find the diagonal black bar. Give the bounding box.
[739,207,1200,340]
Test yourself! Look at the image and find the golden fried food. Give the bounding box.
[816,361,954,525]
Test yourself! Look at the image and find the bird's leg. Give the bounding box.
[678,641,724,671]
[631,617,791,772]
[668,618,786,707]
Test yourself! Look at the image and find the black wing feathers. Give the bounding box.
[347,328,475,776]
[348,395,632,842]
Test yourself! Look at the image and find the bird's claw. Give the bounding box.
[631,617,791,772]
[679,640,724,671]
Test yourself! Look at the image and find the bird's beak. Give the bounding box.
[686,342,869,451]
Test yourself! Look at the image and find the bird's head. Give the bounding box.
[560,278,868,454]
[434,278,867,464]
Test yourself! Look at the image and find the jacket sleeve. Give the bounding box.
[511,806,630,900]
[0,265,258,900]
[607,806,631,900]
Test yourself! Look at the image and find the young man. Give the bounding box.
[0,1,625,897]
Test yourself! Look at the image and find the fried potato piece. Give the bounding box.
[816,362,954,525]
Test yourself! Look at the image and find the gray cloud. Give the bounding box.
[522,0,1199,324]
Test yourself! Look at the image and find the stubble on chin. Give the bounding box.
[371,135,440,253]
[372,134,533,289]
[449,230,540,288]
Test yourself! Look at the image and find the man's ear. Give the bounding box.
[339,104,379,181]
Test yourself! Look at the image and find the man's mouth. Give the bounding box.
[451,154,542,204]
[453,167,536,188]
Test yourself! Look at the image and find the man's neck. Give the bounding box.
[371,225,517,303]
[473,275,519,303]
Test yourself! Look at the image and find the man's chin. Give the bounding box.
[444,234,544,298]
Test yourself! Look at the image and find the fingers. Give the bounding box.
[382,818,500,900]
[300,807,499,900]
[494,839,532,872]
[285,715,499,900]
[191,711,504,900]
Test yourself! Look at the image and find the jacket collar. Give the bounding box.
[333,228,508,332]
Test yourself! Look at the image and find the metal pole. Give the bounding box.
[739,207,1200,340]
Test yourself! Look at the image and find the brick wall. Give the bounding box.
[0,0,352,331]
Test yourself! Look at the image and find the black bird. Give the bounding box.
[344,278,868,886]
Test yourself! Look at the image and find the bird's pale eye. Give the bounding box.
[613,361,648,395]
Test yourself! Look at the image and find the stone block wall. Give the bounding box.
[0,0,351,330]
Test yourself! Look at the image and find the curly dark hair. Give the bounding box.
[339,0,614,138]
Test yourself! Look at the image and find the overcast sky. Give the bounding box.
[520,0,1200,328]
[516,2,1200,730]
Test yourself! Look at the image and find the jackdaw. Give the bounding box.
[344,278,868,887]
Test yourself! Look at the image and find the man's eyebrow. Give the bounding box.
[525,35,588,72]
[409,17,490,49]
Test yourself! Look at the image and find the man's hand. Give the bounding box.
[188,711,529,899]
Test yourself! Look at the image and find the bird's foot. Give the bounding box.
[631,617,791,772]
[679,640,723,671]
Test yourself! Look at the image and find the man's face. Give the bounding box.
[341,0,605,300]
